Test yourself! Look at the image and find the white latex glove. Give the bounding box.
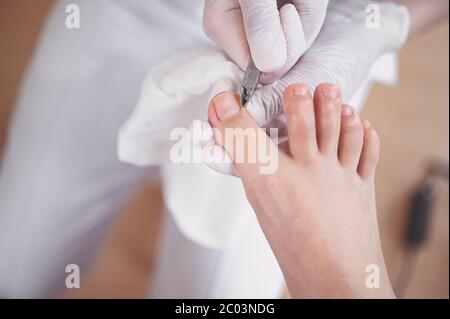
[203,0,329,83]
[246,0,411,126]
[202,0,410,175]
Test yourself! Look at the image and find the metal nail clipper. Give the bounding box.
[240,57,261,107]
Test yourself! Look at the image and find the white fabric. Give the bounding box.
[120,0,410,184]
[118,49,242,168]
[118,49,399,245]
[120,0,406,295]
[0,0,284,298]
[119,48,263,248]
[0,0,403,298]
[150,211,284,298]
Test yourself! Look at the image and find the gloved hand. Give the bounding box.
[201,0,410,176]
[246,0,411,126]
[203,0,329,84]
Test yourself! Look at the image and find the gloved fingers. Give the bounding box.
[244,0,409,130]
[240,0,287,73]
[260,3,305,84]
[203,0,250,71]
[292,0,329,44]
[260,0,329,84]
[214,23,250,72]
[245,80,288,127]
[246,62,321,127]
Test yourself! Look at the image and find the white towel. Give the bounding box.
[118,48,397,248]
[119,48,255,249]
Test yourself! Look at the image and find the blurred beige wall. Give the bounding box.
[0,0,53,154]
[363,22,449,298]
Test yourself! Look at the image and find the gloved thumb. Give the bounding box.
[207,92,280,180]
[245,80,288,127]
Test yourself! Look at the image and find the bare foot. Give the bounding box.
[208,83,394,298]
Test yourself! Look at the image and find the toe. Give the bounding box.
[208,92,281,179]
[338,104,364,170]
[313,83,342,156]
[282,84,318,162]
[358,120,380,180]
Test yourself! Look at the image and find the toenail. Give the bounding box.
[322,85,340,99]
[213,94,240,121]
[362,119,371,128]
[342,105,353,117]
[293,85,308,97]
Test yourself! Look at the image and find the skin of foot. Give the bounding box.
[207,83,395,299]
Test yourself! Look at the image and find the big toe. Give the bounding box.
[208,92,279,179]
